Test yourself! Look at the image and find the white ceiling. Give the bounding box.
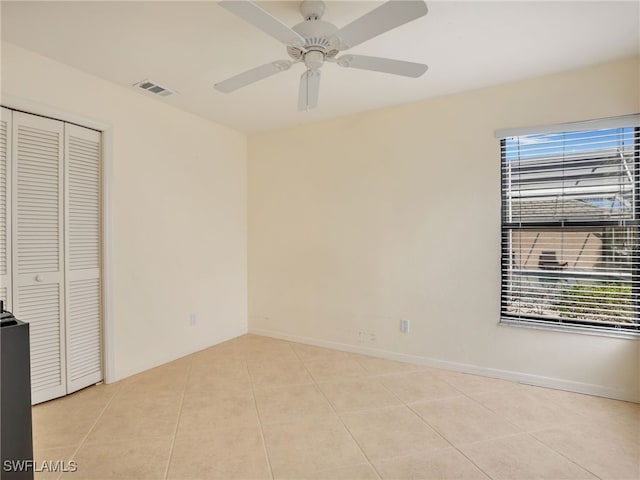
[2,1,638,133]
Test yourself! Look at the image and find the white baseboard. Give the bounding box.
[249,328,639,403]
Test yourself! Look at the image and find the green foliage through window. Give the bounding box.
[557,283,633,324]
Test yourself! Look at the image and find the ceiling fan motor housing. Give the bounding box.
[288,19,339,65]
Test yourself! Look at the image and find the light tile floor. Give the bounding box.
[31,334,639,480]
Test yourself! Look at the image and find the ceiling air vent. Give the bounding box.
[133,79,176,97]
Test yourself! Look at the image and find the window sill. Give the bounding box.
[500,317,640,340]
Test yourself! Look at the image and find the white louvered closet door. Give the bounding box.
[64,124,102,393]
[12,112,67,404]
[0,108,12,310]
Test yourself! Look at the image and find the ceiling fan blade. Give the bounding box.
[215,60,293,93]
[335,0,428,50]
[335,55,428,78]
[219,0,305,47]
[298,69,321,111]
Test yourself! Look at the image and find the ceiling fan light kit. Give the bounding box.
[215,0,429,111]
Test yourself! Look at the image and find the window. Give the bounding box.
[499,115,640,334]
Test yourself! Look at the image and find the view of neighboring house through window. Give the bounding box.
[499,116,639,333]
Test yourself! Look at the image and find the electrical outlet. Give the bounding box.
[400,319,410,333]
[190,313,197,326]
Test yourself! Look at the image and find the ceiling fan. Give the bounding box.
[214,0,429,111]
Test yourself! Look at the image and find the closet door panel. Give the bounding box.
[65,124,102,393]
[12,112,66,404]
[0,108,11,309]
[16,283,63,394]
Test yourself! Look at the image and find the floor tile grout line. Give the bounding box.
[458,386,588,438]
[246,356,276,480]
[291,345,384,480]
[292,341,504,478]
[392,375,526,480]
[457,389,528,436]
[527,430,605,480]
[410,383,614,480]
[372,370,418,407]
[162,358,193,480]
[408,400,602,480]
[323,356,519,479]
[403,401,497,480]
[516,383,632,430]
[58,382,124,480]
[36,335,632,479]
[470,381,604,427]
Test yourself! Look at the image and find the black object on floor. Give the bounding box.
[1,302,34,480]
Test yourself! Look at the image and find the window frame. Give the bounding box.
[498,115,640,337]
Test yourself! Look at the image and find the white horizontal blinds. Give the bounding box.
[65,124,102,393]
[501,123,639,330]
[502,228,637,324]
[12,112,66,403]
[504,129,636,223]
[0,108,11,310]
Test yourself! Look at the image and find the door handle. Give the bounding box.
[35,275,44,282]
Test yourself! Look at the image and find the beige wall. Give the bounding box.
[1,42,248,381]
[2,40,638,400]
[248,57,640,401]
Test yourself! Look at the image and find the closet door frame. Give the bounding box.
[2,95,114,385]
[1,107,13,311]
